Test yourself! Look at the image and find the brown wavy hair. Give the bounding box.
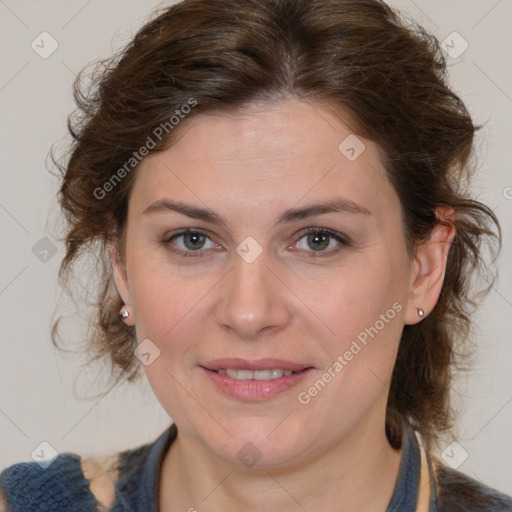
[51,0,500,449]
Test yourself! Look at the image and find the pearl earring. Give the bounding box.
[119,306,130,319]
[417,308,425,318]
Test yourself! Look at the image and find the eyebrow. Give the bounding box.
[142,197,371,227]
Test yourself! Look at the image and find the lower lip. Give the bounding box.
[202,367,314,401]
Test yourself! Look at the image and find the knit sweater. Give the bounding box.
[1,423,511,511]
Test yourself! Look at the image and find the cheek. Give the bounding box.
[307,252,405,335]
[303,251,408,396]
[129,264,214,350]
[127,262,217,420]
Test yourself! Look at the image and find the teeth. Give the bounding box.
[217,368,294,380]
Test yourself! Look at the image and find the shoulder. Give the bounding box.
[80,455,119,509]
[0,426,175,512]
[0,452,99,511]
[0,452,118,512]
[433,460,512,511]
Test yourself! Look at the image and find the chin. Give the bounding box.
[199,416,308,469]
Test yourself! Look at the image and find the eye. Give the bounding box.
[293,228,349,256]
[162,229,221,256]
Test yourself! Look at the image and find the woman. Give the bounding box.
[1,0,510,510]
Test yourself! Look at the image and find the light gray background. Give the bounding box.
[1,0,511,496]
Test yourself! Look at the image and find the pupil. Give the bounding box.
[308,233,329,251]
[184,233,205,250]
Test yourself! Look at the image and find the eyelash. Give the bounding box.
[160,228,350,259]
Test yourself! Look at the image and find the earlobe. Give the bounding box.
[404,209,456,325]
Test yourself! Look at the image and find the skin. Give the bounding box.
[111,98,455,511]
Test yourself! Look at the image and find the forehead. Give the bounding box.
[130,99,398,221]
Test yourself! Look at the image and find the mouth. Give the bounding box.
[201,358,314,401]
[215,368,295,380]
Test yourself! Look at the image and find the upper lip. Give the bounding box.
[202,358,312,372]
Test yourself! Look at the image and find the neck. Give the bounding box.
[159,420,403,512]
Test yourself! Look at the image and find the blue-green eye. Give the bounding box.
[179,232,208,250]
[162,229,220,256]
[294,228,349,255]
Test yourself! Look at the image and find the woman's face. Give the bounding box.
[114,99,418,467]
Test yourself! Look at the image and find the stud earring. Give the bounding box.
[119,306,130,320]
[417,308,425,318]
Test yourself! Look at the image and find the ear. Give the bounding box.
[403,208,456,325]
[109,241,135,327]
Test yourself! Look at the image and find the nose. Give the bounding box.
[215,249,290,340]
